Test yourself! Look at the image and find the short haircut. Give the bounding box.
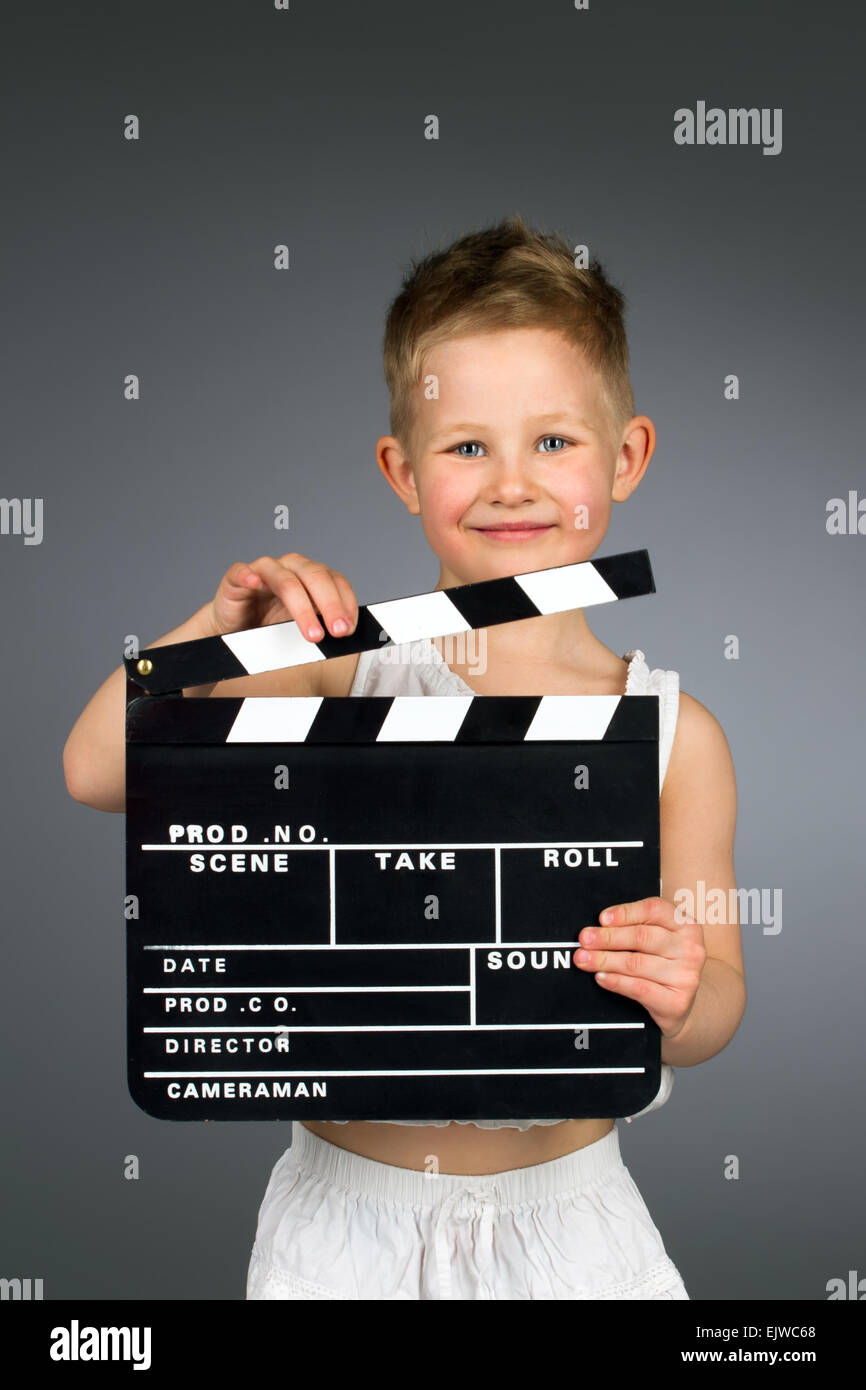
[382,213,636,457]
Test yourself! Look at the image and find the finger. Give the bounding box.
[329,572,360,632]
[244,557,327,640]
[574,946,682,986]
[598,896,679,931]
[223,561,265,595]
[576,923,676,960]
[591,970,677,1015]
[285,558,356,637]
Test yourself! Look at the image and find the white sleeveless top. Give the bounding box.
[326,638,679,1129]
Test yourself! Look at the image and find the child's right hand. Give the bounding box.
[207,554,359,643]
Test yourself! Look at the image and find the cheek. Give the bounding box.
[565,477,612,530]
[419,472,473,528]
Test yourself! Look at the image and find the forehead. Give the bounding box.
[419,328,606,436]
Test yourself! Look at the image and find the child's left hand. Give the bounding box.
[574,896,707,1040]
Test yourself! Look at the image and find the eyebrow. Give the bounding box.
[428,413,597,441]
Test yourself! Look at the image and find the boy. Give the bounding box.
[64,214,745,1299]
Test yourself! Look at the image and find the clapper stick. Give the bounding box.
[124,548,663,1122]
[125,548,654,694]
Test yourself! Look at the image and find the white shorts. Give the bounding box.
[246,1122,689,1301]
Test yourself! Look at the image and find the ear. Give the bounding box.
[376,436,421,515]
[611,416,656,502]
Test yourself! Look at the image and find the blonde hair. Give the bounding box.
[382,213,636,457]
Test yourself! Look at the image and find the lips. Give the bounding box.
[478,524,550,529]
[473,523,554,538]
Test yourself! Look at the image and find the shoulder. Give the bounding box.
[662,689,737,816]
[201,649,361,698]
[317,649,363,696]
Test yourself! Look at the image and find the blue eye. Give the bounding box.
[449,436,571,458]
[452,441,485,458]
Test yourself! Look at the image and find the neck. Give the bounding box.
[432,606,608,673]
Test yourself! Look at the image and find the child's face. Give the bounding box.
[376,326,654,587]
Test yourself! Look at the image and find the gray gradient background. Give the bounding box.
[2,0,863,1300]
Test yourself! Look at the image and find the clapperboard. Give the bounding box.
[124,549,662,1121]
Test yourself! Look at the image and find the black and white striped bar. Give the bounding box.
[127,691,659,746]
[124,548,654,695]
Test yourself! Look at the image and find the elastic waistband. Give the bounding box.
[288,1123,625,1209]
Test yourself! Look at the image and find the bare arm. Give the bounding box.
[62,554,360,816]
[659,692,746,1067]
[61,602,222,814]
[660,957,746,1067]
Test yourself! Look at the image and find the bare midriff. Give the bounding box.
[299,1117,616,1175]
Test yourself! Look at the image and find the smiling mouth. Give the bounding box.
[473,524,554,538]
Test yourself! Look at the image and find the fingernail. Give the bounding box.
[308,624,323,640]
[332,618,349,635]
[601,911,613,924]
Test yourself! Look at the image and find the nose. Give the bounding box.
[481,454,543,504]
